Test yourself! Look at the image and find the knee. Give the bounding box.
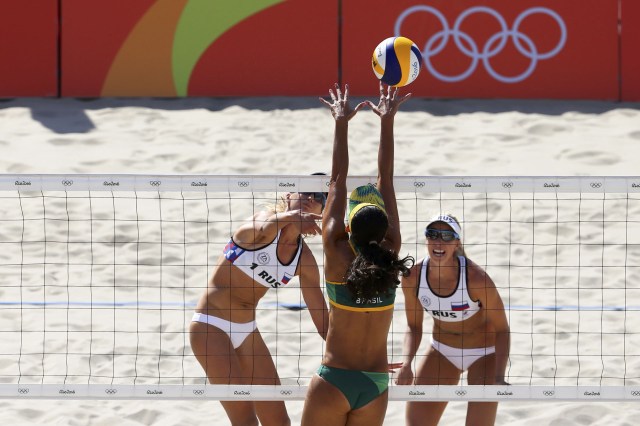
[405,403,422,426]
[273,415,291,426]
[225,404,260,426]
[258,410,291,426]
[231,419,259,426]
[261,414,290,426]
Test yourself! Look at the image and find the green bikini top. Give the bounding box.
[326,280,396,312]
[325,239,396,312]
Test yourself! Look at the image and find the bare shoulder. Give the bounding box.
[465,258,495,288]
[324,240,355,283]
[323,227,349,257]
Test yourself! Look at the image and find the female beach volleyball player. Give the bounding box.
[190,188,329,425]
[301,82,414,426]
[397,214,510,426]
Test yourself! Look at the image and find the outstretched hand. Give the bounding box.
[319,83,367,122]
[366,82,411,119]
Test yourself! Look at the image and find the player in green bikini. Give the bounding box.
[301,82,414,426]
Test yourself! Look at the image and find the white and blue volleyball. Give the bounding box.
[371,36,422,87]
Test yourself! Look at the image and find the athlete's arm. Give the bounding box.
[319,84,365,258]
[367,82,411,253]
[233,209,322,247]
[396,262,424,385]
[298,247,329,339]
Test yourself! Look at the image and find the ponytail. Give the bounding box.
[344,242,415,301]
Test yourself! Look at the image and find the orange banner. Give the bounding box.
[0,1,58,97]
[62,0,338,97]
[621,0,640,101]
[342,0,619,99]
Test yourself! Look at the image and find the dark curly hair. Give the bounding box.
[345,205,415,301]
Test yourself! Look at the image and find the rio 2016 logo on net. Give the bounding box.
[394,6,567,83]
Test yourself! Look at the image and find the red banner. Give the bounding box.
[0,1,58,97]
[62,0,338,97]
[61,0,157,97]
[621,0,640,101]
[342,0,619,99]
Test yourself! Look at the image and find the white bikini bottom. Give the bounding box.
[192,312,257,349]
[431,337,495,371]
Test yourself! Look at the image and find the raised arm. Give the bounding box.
[366,83,412,253]
[319,84,365,254]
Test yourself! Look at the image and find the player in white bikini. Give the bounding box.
[190,190,329,426]
[397,214,510,426]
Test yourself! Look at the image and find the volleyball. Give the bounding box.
[371,36,423,87]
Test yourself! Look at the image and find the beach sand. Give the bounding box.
[0,95,639,425]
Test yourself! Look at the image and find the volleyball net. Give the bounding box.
[0,174,639,401]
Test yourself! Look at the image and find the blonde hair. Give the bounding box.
[263,196,288,214]
[446,214,467,258]
[263,195,318,239]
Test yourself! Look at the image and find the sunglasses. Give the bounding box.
[425,228,460,242]
[299,192,327,208]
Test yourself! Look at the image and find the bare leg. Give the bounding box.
[406,346,461,426]
[189,321,260,426]
[346,389,388,426]
[466,353,498,426]
[236,329,290,426]
[301,374,351,426]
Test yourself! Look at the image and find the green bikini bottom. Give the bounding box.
[316,364,389,410]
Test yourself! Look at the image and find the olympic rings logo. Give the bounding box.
[149,181,161,187]
[105,389,118,395]
[61,180,73,186]
[630,391,640,397]
[280,390,293,396]
[17,388,29,394]
[193,389,205,395]
[502,181,513,188]
[590,182,603,188]
[543,391,555,396]
[455,390,467,396]
[395,6,567,83]
[413,181,425,188]
[237,181,250,188]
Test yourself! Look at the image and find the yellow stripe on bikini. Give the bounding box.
[328,299,394,312]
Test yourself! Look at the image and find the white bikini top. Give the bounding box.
[416,256,481,322]
[222,230,302,288]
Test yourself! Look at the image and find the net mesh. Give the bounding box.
[0,174,639,400]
